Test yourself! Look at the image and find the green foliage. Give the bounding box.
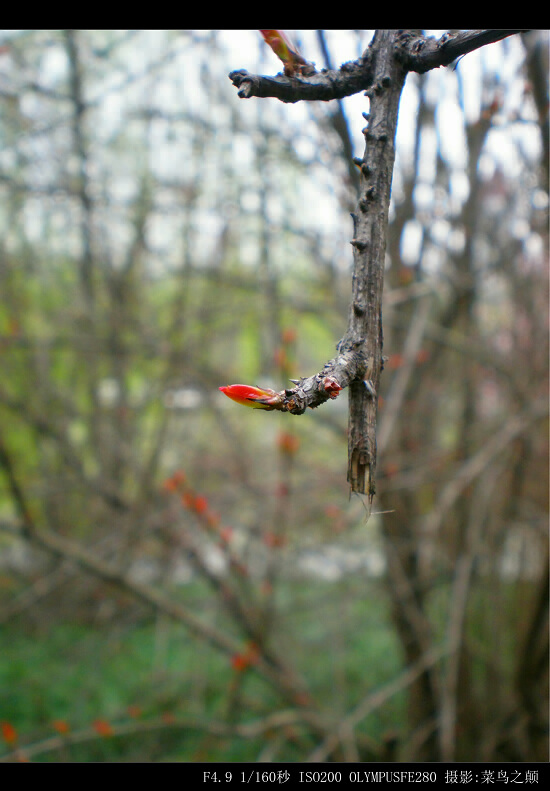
[0,582,403,762]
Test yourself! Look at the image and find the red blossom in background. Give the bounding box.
[162,471,243,578]
[52,719,70,735]
[231,653,250,672]
[193,495,209,515]
[162,470,186,492]
[273,346,289,369]
[92,719,114,738]
[263,531,287,548]
[386,349,429,370]
[181,491,209,514]
[281,327,297,345]
[1,721,17,745]
[205,510,221,530]
[218,526,234,544]
[231,642,260,672]
[415,348,430,364]
[274,326,297,377]
[387,353,404,370]
[181,490,195,510]
[277,431,300,456]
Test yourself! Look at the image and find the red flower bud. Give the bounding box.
[323,376,342,399]
[219,384,283,410]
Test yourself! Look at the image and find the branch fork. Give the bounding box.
[228,30,528,497]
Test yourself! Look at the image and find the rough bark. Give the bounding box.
[342,30,405,497]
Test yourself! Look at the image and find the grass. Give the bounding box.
[0,577,406,762]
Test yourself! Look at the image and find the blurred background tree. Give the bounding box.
[0,30,547,763]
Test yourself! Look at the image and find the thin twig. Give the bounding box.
[307,645,448,762]
[422,398,549,540]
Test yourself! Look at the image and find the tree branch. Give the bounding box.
[396,29,529,73]
[229,31,528,103]
[229,56,374,103]
[307,644,449,762]
[230,31,408,498]
[228,29,529,498]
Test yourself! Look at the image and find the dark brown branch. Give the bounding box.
[265,344,363,415]
[252,31,406,499]
[229,57,374,103]
[396,29,529,73]
[229,31,527,103]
